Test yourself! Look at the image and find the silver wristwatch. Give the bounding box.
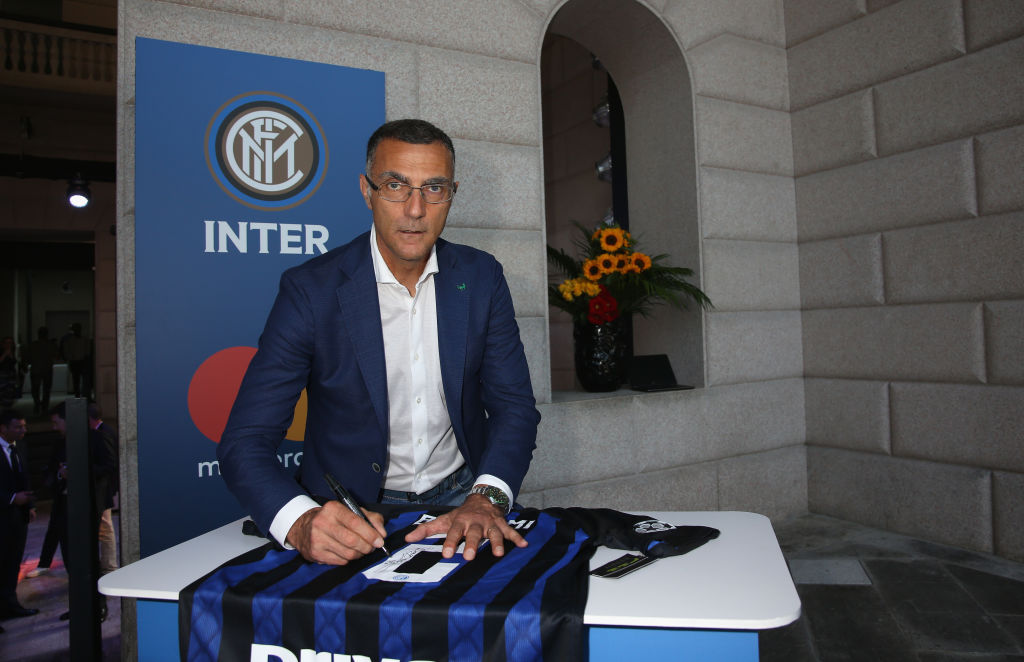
[469,484,511,515]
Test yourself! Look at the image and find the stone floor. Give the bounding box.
[763,515,1024,662]
[0,500,121,662]
[2,504,1023,661]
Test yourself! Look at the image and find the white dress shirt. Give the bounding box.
[373,228,463,493]
[268,226,511,547]
[1,436,14,468]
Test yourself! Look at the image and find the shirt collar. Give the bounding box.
[369,224,439,288]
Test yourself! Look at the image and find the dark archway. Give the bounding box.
[542,0,705,390]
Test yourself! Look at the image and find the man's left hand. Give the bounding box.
[404,494,528,560]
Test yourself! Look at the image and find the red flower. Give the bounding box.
[587,286,620,324]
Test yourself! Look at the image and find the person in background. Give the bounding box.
[0,337,19,408]
[49,403,108,623]
[26,327,55,415]
[0,410,38,626]
[88,403,118,574]
[60,324,90,400]
[26,434,68,579]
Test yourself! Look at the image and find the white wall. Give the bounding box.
[788,0,1024,559]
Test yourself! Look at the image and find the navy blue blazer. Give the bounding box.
[218,231,540,535]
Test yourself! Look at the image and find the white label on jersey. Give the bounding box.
[362,535,473,583]
[507,519,535,531]
[633,519,677,534]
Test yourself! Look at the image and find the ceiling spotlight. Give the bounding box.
[595,153,613,182]
[67,175,90,208]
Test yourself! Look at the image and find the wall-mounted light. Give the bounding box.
[67,175,90,208]
[595,153,612,182]
[602,207,614,226]
[592,97,611,127]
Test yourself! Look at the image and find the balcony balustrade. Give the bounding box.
[1,18,115,95]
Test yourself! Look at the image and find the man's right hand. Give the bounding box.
[285,501,387,565]
[12,490,33,505]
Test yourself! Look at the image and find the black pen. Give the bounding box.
[324,472,390,556]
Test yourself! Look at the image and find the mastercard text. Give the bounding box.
[197,451,303,478]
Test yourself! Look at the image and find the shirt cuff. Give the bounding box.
[473,474,513,505]
[268,494,320,549]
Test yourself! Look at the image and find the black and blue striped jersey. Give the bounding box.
[179,506,719,662]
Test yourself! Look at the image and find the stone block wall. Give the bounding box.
[518,0,806,521]
[790,0,1024,560]
[117,1,1023,597]
[119,0,810,549]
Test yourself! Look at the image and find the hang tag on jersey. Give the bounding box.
[362,533,488,583]
[590,553,658,579]
[363,543,459,583]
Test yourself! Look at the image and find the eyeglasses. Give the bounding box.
[364,175,457,204]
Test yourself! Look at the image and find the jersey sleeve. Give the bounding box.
[559,507,720,558]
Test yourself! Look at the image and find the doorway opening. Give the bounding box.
[542,0,705,392]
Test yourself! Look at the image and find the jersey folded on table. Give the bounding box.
[179,506,719,662]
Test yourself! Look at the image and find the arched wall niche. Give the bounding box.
[543,0,705,390]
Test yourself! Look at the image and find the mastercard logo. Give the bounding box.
[187,346,307,443]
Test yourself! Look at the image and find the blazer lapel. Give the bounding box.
[434,240,469,425]
[335,234,389,440]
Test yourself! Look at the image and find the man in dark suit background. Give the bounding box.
[1,409,38,626]
[28,404,118,582]
[49,402,112,622]
[219,119,540,567]
[87,404,118,574]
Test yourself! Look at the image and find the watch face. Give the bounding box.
[473,485,510,513]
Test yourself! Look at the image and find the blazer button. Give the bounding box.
[371,463,381,473]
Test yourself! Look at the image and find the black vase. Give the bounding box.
[573,318,629,392]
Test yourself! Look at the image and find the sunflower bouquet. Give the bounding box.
[547,221,712,325]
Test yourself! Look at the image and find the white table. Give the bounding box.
[100,511,800,661]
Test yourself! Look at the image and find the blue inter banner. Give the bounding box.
[135,38,384,555]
